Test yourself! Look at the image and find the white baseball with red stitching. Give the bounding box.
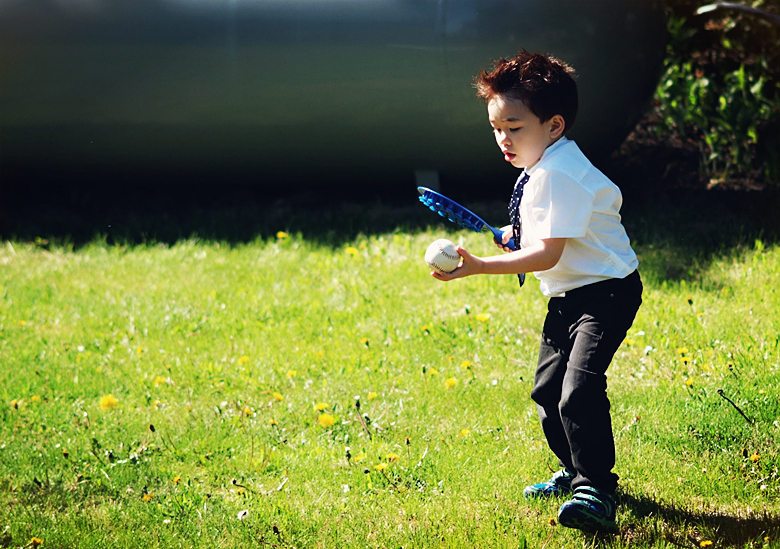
[425,239,460,274]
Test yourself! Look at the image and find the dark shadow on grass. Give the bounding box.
[578,491,780,548]
[1,178,779,283]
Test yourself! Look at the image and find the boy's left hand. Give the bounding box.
[431,246,483,281]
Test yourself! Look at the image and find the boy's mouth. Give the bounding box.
[502,150,516,162]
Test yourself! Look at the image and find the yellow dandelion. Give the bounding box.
[461,360,473,369]
[268,418,278,426]
[142,492,154,502]
[445,377,458,389]
[18,320,27,327]
[475,313,491,322]
[29,538,43,547]
[750,452,760,463]
[360,337,370,347]
[237,355,250,366]
[276,230,289,240]
[242,406,253,416]
[373,463,388,472]
[677,347,689,356]
[680,356,691,366]
[685,378,694,387]
[173,475,182,485]
[421,324,431,333]
[314,350,325,359]
[367,391,378,400]
[314,402,329,412]
[272,392,284,402]
[286,369,297,379]
[136,346,144,356]
[99,394,119,411]
[30,395,41,403]
[353,452,367,463]
[152,375,169,387]
[427,367,439,377]
[9,399,19,409]
[386,452,400,462]
[459,428,470,438]
[700,541,713,548]
[317,413,336,428]
[345,246,359,256]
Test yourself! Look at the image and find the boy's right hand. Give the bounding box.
[495,225,513,252]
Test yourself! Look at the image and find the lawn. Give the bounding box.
[1,193,779,548]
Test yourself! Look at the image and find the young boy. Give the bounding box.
[432,51,642,532]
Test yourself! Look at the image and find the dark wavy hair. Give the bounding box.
[474,50,578,131]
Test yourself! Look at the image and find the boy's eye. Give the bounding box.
[509,127,522,132]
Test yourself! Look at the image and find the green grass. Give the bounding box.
[1,199,779,548]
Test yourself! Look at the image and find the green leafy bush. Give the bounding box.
[652,1,780,188]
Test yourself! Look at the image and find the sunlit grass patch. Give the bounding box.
[0,229,778,547]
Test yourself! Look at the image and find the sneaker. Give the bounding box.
[557,485,617,533]
[523,469,575,498]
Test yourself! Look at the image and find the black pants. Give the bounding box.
[530,270,642,495]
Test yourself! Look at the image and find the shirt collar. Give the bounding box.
[525,136,569,175]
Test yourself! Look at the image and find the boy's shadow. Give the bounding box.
[583,491,779,547]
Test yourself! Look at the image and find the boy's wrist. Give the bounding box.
[473,256,486,275]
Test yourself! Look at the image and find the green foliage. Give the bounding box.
[653,1,780,187]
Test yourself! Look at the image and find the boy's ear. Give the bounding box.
[549,115,566,139]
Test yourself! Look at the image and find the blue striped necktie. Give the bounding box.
[508,171,530,287]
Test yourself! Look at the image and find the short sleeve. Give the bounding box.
[527,169,594,239]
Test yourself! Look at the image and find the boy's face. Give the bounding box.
[487,95,561,169]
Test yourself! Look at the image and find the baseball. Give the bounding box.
[425,239,460,274]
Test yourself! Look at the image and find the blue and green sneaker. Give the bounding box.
[523,469,575,498]
[557,485,618,532]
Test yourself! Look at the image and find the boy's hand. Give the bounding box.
[431,246,483,281]
[495,225,514,252]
